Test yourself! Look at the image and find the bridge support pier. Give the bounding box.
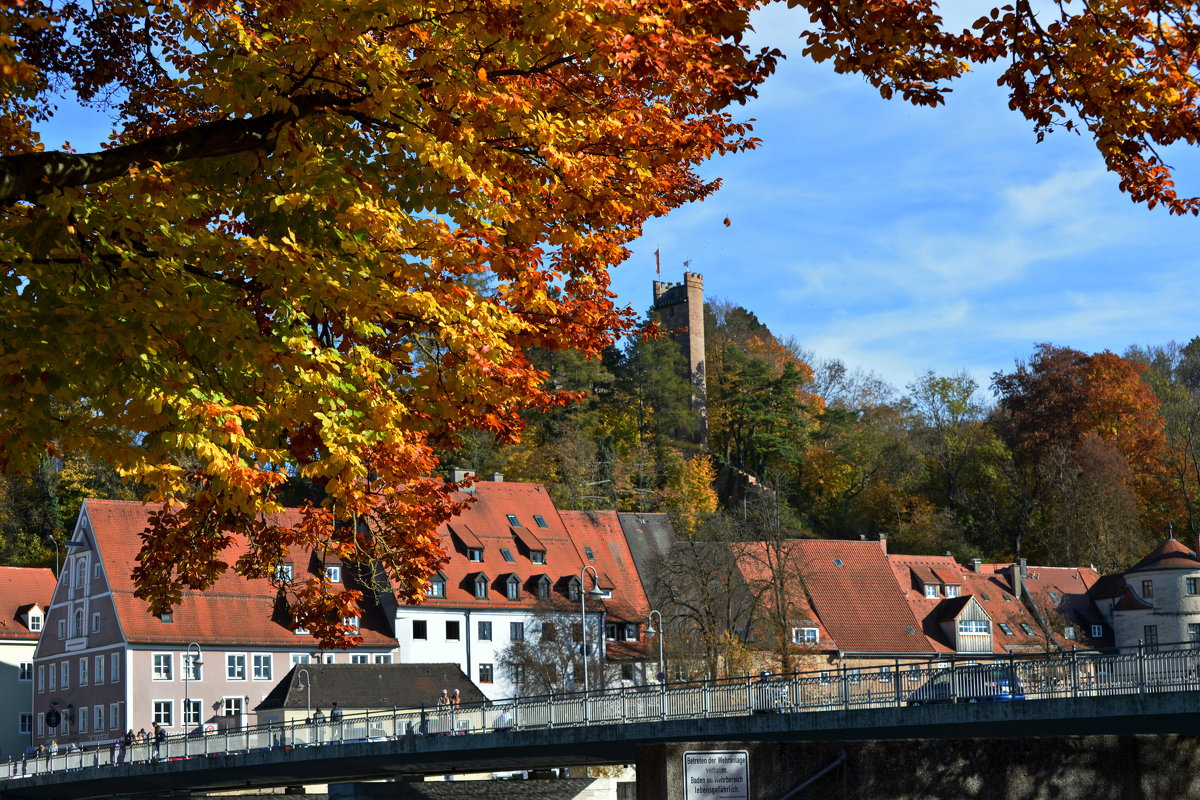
[636,734,1200,800]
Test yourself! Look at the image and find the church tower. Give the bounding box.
[652,272,708,444]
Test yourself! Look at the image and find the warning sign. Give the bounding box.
[684,750,750,800]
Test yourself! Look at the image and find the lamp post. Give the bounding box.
[296,668,312,722]
[183,643,203,733]
[645,610,666,683]
[52,539,83,576]
[579,565,605,694]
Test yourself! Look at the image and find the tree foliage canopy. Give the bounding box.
[1,0,780,642]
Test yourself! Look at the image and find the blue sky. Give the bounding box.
[35,5,1200,397]
[610,5,1200,395]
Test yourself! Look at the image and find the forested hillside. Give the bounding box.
[4,297,1197,575]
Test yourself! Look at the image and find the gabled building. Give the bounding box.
[0,567,55,757]
[1090,537,1200,651]
[385,479,651,699]
[32,500,398,748]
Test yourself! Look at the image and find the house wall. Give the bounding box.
[1114,567,1200,650]
[0,639,35,757]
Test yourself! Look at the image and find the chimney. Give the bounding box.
[490,472,504,482]
[449,468,476,492]
[878,532,887,555]
[972,558,982,574]
[1019,558,1028,578]
[1012,559,1025,600]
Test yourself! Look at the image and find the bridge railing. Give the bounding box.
[9,641,1200,781]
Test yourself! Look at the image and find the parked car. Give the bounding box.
[906,665,1025,705]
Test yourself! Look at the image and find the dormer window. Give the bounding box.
[533,515,549,528]
[474,574,490,600]
[27,611,42,633]
[567,576,582,602]
[342,616,359,633]
[530,550,546,565]
[505,575,521,601]
[945,585,959,598]
[923,584,939,598]
[325,565,342,583]
[275,563,294,582]
[426,572,447,598]
[468,548,484,562]
[506,514,521,527]
[534,575,551,600]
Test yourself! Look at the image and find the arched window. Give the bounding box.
[72,609,84,638]
[76,559,87,591]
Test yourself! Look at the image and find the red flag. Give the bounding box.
[654,248,661,275]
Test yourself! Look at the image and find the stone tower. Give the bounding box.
[652,272,707,444]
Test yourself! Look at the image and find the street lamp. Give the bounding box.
[296,668,312,722]
[579,565,605,694]
[645,610,666,683]
[52,539,83,576]
[183,643,203,733]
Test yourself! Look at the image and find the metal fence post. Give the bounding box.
[702,677,710,718]
[893,658,901,707]
[1071,649,1079,698]
[840,662,849,710]
[1138,640,1146,694]
[548,693,555,728]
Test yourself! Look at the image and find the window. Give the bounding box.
[625,624,639,641]
[183,652,201,681]
[351,654,369,664]
[1188,624,1200,645]
[94,655,104,684]
[290,654,311,666]
[110,703,121,731]
[958,620,990,635]
[78,705,88,733]
[478,621,492,641]
[253,654,272,681]
[879,666,893,683]
[1145,624,1159,650]
[76,560,87,591]
[535,576,551,600]
[1064,626,1076,640]
[342,616,359,633]
[325,565,341,583]
[505,576,520,600]
[568,578,581,601]
[584,547,595,561]
[151,700,172,726]
[500,548,515,563]
[19,713,31,735]
[479,663,494,683]
[18,661,31,681]
[275,563,294,581]
[923,584,939,598]
[93,705,103,731]
[530,550,546,565]
[1091,624,1104,639]
[57,619,65,639]
[1142,579,1154,599]
[184,700,201,728]
[49,663,56,691]
[373,654,392,664]
[506,514,521,526]
[621,664,635,680]
[94,562,101,579]
[222,697,244,718]
[37,665,43,692]
[60,661,69,689]
[111,652,120,682]
[605,623,617,641]
[153,653,172,681]
[1048,591,1061,603]
[413,620,428,639]
[446,620,461,640]
[791,627,819,645]
[468,548,484,562]
[72,608,84,637]
[832,558,844,567]
[511,664,526,685]
[79,657,88,685]
[998,623,1014,636]
[227,654,246,680]
[158,612,173,623]
[294,625,310,635]
[28,612,41,632]
[426,577,446,598]
[1189,578,1198,596]
[92,612,100,633]
[510,622,525,641]
[1019,623,1036,635]
[945,585,960,598]
[533,515,549,528]
[474,575,489,599]
[541,621,556,641]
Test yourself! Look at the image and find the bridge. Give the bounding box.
[6,645,1200,799]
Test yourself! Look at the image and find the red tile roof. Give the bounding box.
[0,566,54,640]
[558,510,651,627]
[82,499,396,648]
[1126,538,1200,573]
[739,539,929,654]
